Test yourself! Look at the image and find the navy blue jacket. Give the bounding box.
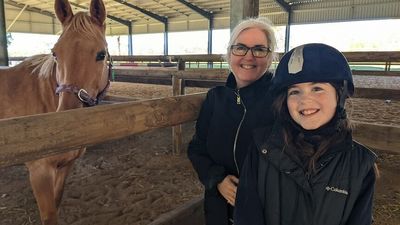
[234,124,377,225]
[187,72,275,225]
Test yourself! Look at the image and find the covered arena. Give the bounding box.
[0,0,399,225]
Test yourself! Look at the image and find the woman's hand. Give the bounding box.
[217,175,239,206]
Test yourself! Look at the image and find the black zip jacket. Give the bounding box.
[234,123,377,225]
[187,72,275,225]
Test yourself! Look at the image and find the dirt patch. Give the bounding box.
[0,80,399,225]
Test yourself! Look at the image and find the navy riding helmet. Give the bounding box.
[271,43,354,98]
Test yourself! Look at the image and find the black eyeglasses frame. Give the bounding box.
[230,44,271,58]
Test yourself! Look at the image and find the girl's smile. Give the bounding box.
[287,82,338,130]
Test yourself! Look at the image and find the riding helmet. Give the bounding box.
[271,43,354,97]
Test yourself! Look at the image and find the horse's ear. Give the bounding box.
[90,0,106,26]
[55,0,74,26]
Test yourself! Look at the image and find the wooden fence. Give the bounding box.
[113,68,400,100]
[111,51,400,99]
[112,65,400,154]
[0,94,204,168]
[111,51,400,75]
[0,93,399,169]
[3,51,399,166]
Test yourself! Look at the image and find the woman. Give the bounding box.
[234,43,377,225]
[187,17,277,225]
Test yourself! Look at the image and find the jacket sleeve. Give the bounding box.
[234,140,265,225]
[345,167,376,225]
[187,90,226,191]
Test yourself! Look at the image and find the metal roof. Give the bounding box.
[4,0,400,35]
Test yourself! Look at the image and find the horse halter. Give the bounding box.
[55,52,113,107]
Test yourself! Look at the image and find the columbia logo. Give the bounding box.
[325,186,348,195]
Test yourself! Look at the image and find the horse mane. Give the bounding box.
[62,12,105,40]
[18,54,56,79]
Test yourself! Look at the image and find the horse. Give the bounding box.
[0,0,110,224]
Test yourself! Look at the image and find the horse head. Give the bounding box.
[53,0,110,111]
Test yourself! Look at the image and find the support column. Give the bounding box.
[0,0,9,66]
[284,11,292,52]
[164,21,168,55]
[207,15,214,68]
[230,0,259,30]
[128,21,133,55]
[275,0,291,52]
[207,15,214,55]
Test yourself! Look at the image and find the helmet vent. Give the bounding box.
[288,45,304,74]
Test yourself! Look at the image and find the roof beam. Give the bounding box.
[107,14,131,27]
[7,4,27,31]
[69,2,131,27]
[6,0,55,18]
[274,0,291,52]
[113,0,167,24]
[176,0,212,19]
[274,0,290,12]
[175,0,214,55]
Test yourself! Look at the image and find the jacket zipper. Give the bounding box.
[233,90,247,175]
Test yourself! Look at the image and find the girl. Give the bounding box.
[234,43,377,225]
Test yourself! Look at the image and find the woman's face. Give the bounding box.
[287,82,337,130]
[229,27,270,88]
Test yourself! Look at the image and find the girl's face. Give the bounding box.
[287,82,337,130]
[229,27,270,88]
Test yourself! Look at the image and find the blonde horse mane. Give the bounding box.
[62,11,105,40]
[17,54,56,79]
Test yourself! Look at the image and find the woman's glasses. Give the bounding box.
[230,44,271,58]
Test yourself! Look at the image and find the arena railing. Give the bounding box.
[0,93,399,168]
[109,52,400,153]
[8,52,400,154]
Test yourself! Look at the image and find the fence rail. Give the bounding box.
[4,51,399,163]
[0,94,205,168]
[110,51,400,63]
[10,51,400,72]
[0,93,399,168]
[113,68,400,100]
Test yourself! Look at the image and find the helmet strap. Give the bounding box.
[335,80,349,123]
[339,80,348,108]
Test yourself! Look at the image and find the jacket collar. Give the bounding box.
[254,123,353,194]
[225,71,272,91]
[257,124,313,193]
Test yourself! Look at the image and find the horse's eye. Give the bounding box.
[96,51,106,61]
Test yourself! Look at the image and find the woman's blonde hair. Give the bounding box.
[226,17,277,69]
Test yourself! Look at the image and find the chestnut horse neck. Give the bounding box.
[0,54,58,119]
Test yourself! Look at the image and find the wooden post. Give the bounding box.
[178,59,186,95]
[230,0,259,30]
[171,59,186,155]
